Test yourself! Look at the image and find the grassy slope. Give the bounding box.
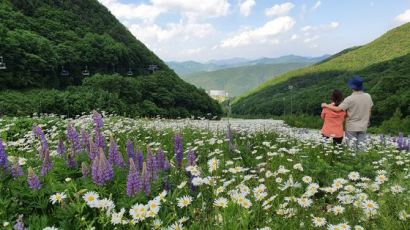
[182,62,313,96]
[234,23,410,102]
[232,23,410,125]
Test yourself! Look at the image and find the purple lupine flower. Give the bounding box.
[174,134,183,168]
[11,160,24,178]
[13,215,26,230]
[187,148,197,166]
[81,162,89,177]
[163,158,171,171]
[94,130,106,150]
[92,148,114,186]
[140,162,150,196]
[396,133,410,151]
[108,137,125,168]
[136,150,144,171]
[66,152,77,169]
[92,110,104,130]
[163,176,171,192]
[81,128,90,151]
[156,148,166,170]
[32,126,48,159]
[66,125,81,154]
[93,111,105,150]
[146,147,157,180]
[40,149,53,176]
[57,139,66,156]
[27,167,42,190]
[88,140,98,160]
[126,158,141,197]
[126,140,136,164]
[0,139,9,171]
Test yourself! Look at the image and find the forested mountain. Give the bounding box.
[167,61,221,76]
[0,0,221,118]
[167,55,329,76]
[182,62,313,97]
[232,23,410,126]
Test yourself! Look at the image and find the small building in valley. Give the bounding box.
[208,90,229,102]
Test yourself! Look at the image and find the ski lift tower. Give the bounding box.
[0,56,7,70]
[82,66,90,76]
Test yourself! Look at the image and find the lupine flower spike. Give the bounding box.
[126,158,141,197]
[28,167,42,190]
[92,148,114,186]
[0,139,9,171]
[174,134,183,168]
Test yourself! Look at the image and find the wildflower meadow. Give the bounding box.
[1,112,410,230]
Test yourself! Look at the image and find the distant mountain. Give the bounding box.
[167,61,220,76]
[247,55,331,66]
[181,62,314,97]
[167,55,329,76]
[207,57,250,66]
[232,22,410,126]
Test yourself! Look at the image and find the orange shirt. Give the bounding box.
[321,107,346,138]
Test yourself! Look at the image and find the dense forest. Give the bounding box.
[232,23,410,131]
[0,0,222,117]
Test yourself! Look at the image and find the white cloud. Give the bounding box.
[129,22,214,44]
[265,2,295,17]
[151,0,230,18]
[98,0,163,22]
[312,1,321,10]
[291,34,299,40]
[220,16,295,48]
[98,0,231,23]
[183,48,204,55]
[304,35,320,43]
[240,0,256,17]
[395,9,410,23]
[301,21,339,32]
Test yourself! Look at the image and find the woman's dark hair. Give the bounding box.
[331,89,344,106]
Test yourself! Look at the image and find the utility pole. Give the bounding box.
[288,85,294,116]
[283,97,286,116]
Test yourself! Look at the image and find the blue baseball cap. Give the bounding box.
[347,75,364,91]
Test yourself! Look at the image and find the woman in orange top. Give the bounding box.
[321,90,346,145]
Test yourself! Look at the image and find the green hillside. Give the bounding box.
[167,61,220,76]
[183,62,313,96]
[0,0,221,118]
[232,23,410,126]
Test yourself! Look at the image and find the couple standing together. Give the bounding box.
[321,76,373,151]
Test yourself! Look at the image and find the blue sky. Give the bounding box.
[99,0,410,62]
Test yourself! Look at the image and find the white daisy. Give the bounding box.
[177,196,192,208]
[50,192,66,205]
[83,191,99,207]
[312,216,326,227]
[213,197,228,208]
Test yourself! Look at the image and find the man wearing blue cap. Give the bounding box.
[321,76,373,151]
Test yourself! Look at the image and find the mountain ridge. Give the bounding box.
[167,55,330,76]
[232,22,410,126]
